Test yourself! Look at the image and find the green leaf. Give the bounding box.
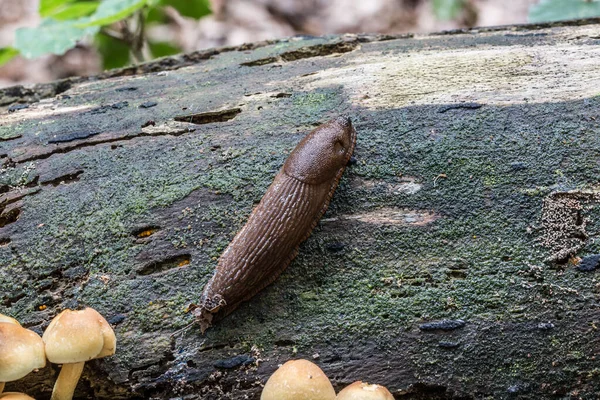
[0,47,19,66]
[432,0,464,20]
[96,32,131,69]
[51,2,100,20]
[14,18,99,59]
[529,0,600,22]
[161,0,211,19]
[146,0,211,24]
[76,0,148,28]
[40,0,75,17]
[149,41,181,58]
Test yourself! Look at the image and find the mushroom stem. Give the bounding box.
[0,382,5,393]
[50,362,84,400]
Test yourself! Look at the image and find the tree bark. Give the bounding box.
[2,21,600,400]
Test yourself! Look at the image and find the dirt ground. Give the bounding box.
[0,0,536,87]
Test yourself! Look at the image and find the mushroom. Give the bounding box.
[0,314,20,325]
[261,359,336,400]
[0,393,35,400]
[336,381,394,400]
[42,308,116,400]
[0,322,46,394]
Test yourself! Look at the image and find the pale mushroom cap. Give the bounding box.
[42,308,116,364]
[336,381,394,400]
[261,359,336,400]
[0,314,20,325]
[0,392,36,400]
[0,323,46,382]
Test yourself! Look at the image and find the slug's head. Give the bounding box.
[284,116,357,185]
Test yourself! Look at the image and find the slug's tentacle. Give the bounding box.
[194,116,357,332]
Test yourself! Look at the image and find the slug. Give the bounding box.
[193,116,357,332]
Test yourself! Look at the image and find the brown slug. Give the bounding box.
[193,116,357,332]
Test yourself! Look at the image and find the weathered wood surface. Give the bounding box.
[2,21,600,400]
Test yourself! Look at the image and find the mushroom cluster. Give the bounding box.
[43,308,116,400]
[261,359,336,400]
[0,316,45,394]
[260,359,393,399]
[336,381,394,400]
[0,393,35,400]
[0,308,116,400]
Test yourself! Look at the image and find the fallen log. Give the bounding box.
[1,20,600,399]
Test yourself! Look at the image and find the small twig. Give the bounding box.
[170,321,195,338]
[100,27,125,41]
[433,173,447,187]
[103,10,151,65]
[129,10,148,64]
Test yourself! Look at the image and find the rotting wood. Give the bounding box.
[2,21,600,400]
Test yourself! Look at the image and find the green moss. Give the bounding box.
[0,162,37,188]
